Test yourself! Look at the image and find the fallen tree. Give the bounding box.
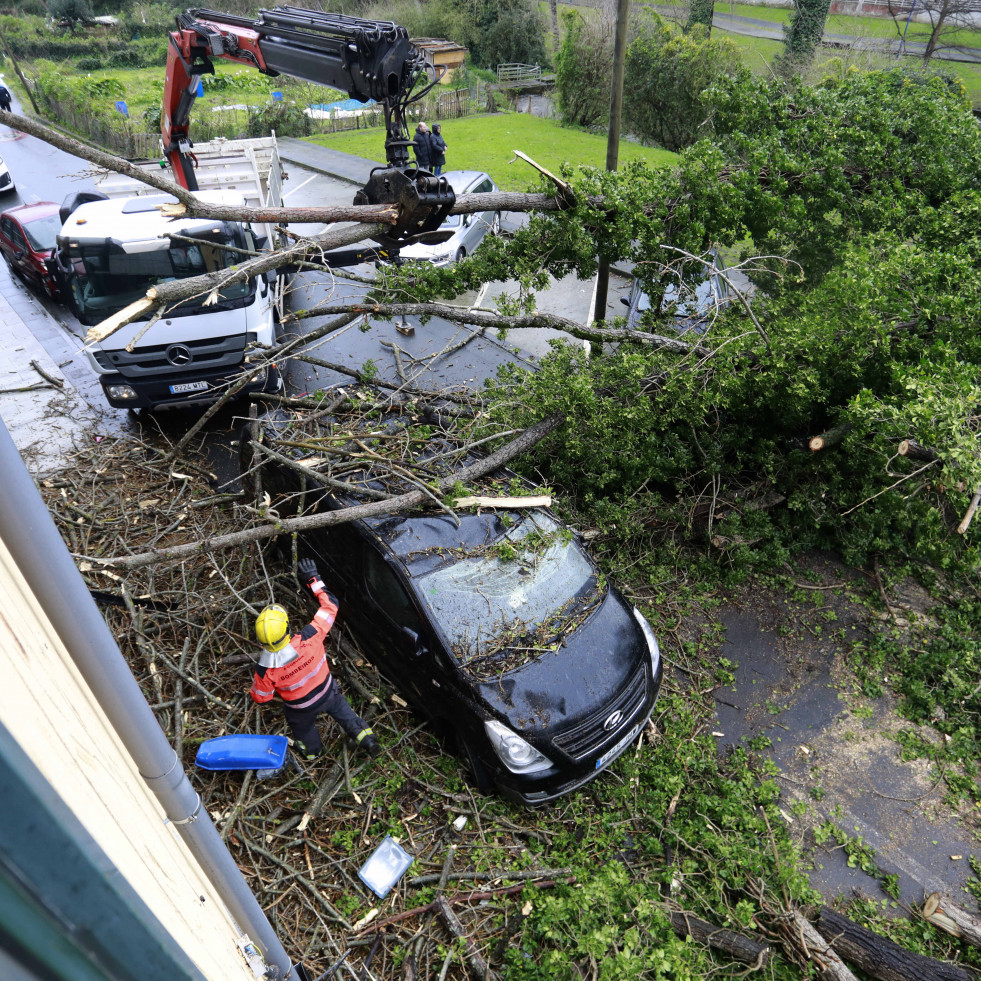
[923,893,981,951]
[816,907,976,981]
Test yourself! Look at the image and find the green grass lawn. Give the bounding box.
[304,114,678,191]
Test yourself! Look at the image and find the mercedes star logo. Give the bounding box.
[603,710,623,732]
[166,344,192,366]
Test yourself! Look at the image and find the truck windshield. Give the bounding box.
[69,230,253,324]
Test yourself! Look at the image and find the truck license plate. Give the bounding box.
[170,381,209,394]
[595,721,642,769]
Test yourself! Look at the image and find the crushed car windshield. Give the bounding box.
[68,228,253,322]
[417,513,600,665]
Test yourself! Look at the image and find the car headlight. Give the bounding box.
[105,384,138,401]
[632,607,661,675]
[484,720,553,775]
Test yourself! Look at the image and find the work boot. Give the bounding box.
[294,740,320,762]
[355,728,381,758]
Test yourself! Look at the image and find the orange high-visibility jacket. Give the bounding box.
[250,585,338,709]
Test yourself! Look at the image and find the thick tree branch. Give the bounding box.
[85,223,390,343]
[0,109,562,222]
[283,300,711,355]
[83,411,565,571]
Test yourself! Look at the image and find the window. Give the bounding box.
[364,548,419,630]
[11,228,27,251]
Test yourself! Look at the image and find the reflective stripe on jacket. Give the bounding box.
[250,585,338,708]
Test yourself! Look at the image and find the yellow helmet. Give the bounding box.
[255,604,290,652]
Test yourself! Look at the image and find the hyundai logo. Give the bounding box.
[603,710,623,732]
[166,344,192,366]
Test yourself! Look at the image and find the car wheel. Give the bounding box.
[491,212,501,236]
[455,248,466,263]
[457,734,493,794]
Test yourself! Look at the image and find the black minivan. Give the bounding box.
[245,412,663,805]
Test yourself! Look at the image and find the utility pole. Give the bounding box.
[593,0,630,324]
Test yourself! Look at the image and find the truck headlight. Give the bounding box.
[106,384,138,401]
[484,720,552,775]
[632,607,661,675]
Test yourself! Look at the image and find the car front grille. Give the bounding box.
[552,668,649,761]
[91,334,247,376]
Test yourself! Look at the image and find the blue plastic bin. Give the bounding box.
[195,734,289,772]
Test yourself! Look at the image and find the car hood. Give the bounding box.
[476,588,646,733]
[398,237,457,262]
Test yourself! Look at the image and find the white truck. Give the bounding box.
[56,135,287,410]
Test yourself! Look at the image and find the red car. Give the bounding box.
[0,201,62,299]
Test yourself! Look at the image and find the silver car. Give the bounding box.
[398,170,500,266]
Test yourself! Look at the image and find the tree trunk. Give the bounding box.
[781,0,833,70]
[549,0,560,51]
[922,892,981,949]
[668,911,769,966]
[817,907,975,981]
[923,6,949,62]
[687,0,715,32]
[0,24,41,114]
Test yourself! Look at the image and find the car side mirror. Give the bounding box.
[463,215,473,227]
[620,296,630,307]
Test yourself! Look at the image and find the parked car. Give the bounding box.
[0,201,62,298]
[0,154,14,195]
[244,404,663,806]
[397,169,501,266]
[622,251,730,334]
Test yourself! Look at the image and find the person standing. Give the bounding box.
[413,121,432,171]
[430,123,447,175]
[250,558,381,760]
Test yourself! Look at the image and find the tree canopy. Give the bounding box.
[381,67,981,579]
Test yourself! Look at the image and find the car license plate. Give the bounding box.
[595,721,642,770]
[170,381,209,394]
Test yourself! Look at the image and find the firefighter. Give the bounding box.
[251,558,380,759]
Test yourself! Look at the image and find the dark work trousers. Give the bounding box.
[283,679,367,755]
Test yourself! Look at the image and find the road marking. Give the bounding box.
[282,172,318,198]
[471,282,489,309]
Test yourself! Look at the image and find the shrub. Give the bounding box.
[555,10,612,129]
[623,13,742,151]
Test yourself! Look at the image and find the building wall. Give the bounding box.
[0,537,257,981]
